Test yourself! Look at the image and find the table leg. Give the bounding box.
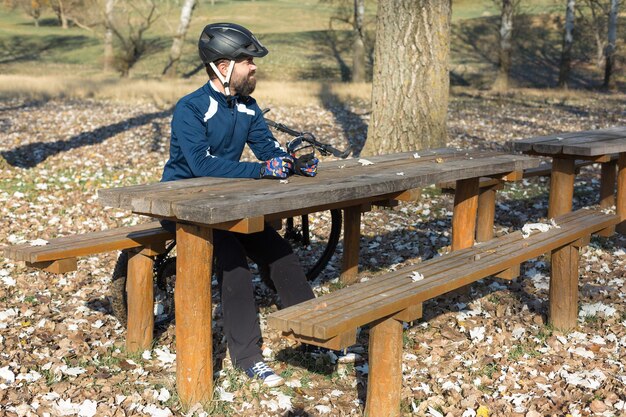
[600,160,617,208]
[175,223,214,406]
[341,205,361,285]
[126,249,154,353]
[476,184,497,242]
[598,159,617,236]
[618,153,626,234]
[548,158,575,219]
[452,177,479,250]
[549,243,579,330]
[364,316,403,417]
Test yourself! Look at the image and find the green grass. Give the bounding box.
[0,0,572,81]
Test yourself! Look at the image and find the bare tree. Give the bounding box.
[363,0,451,155]
[109,0,160,77]
[14,0,47,27]
[326,0,369,82]
[577,0,610,68]
[162,0,197,78]
[103,0,115,72]
[558,0,577,88]
[492,0,521,91]
[603,0,620,89]
[351,0,366,82]
[48,0,99,30]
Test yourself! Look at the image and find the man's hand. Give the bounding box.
[294,154,319,177]
[260,156,294,179]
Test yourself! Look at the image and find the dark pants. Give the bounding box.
[162,220,315,370]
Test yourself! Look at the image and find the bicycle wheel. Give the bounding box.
[260,209,342,290]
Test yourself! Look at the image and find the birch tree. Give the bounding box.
[103,0,115,71]
[558,0,576,88]
[351,0,366,82]
[492,0,520,91]
[363,0,451,155]
[162,0,197,77]
[603,0,620,89]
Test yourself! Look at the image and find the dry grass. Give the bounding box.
[0,75,372,106]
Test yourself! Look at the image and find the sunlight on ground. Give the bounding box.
[0,75,373,107]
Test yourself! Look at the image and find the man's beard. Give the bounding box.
[232,74,256,97]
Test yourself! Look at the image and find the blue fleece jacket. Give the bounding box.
[161,81,288,182]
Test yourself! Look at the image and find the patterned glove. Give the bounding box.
[294,154,319,177]
[260,156,294,179]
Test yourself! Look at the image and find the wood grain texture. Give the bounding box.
[175,223,214,406]
[364,316,403,417]
[3,222,172,263]
[618,153,626,234]
[548,158,576,218]
[341,206,362,284]
[600,160,617,208]
[267,210,618,340]
[476,186,497,242]
[511,126,626,156]
[97,151,539,226]
[126,251,154,353]
[549,243,579,330]
[452,177,479,250]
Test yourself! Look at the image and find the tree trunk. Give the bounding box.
[603,0,619,89]
[363,0,451,156]
[558,0,576,88]
[351,0,366,83]
[492,0,514,91]
[103,0,115,72]
[163,0,197,77]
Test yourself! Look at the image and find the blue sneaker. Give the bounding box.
[245,361,285,387]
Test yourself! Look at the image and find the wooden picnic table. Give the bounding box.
[97,148,538,406]
[511,126,626,234]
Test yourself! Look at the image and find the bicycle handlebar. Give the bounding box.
[263,109,351,159]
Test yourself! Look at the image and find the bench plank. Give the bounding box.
[2,222,173,263]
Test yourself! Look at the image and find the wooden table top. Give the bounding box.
[511,126,626,156]
[97,148,539,226]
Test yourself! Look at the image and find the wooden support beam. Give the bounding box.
[26,258,77,273]
[281,329,357,351]
[494,264,520,280]
[452,177,479,251]
[392,188,422,202]
[392,303,423,322]
[600,160,617,208]
[549,243,579,330]
[212,216,265,234]
[476,185,497,242]
[598,160,617,237]
[548,158,576,219]
[617,153,626,235]
[126,250,154,353]
[365,316,403,417]
[175,223,214,406]
[341,206,361,285]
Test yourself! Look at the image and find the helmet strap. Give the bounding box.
[210,60,236,96]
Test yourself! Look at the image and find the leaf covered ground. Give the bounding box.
[0,89,625,417]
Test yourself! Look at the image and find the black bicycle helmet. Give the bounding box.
[198,22,268,64]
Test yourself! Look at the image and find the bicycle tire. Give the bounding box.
[260,209,342,290]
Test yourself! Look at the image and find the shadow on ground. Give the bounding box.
[1,106,174,168]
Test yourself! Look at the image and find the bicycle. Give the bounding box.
[109,113,351,327]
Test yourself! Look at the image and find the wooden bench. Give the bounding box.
[267,209,619,417]
[1,222,174,351]
[438,155,620,242]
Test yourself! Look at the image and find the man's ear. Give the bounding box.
[216,60,230,76]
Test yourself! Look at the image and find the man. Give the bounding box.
[160,22,319,388]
